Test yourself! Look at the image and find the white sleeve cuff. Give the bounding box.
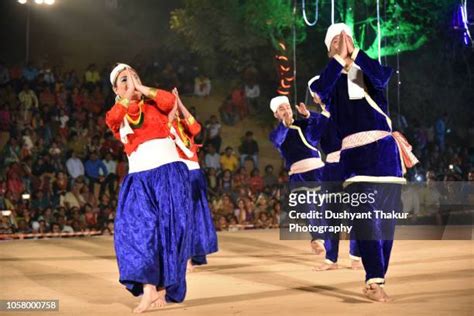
[351,47,360,60]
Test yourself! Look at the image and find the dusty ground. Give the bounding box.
[1,229,473,315]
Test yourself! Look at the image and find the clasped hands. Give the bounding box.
[336,31,356,70]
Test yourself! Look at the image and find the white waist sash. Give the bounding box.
[180,159,200,170]
[128,138,181,173]
[341,130,408,185]
[341,130,390,150]
[325,150,341,163]
[289,157,324,175]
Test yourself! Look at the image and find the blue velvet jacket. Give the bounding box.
[320,118,344,182]
[269,111,328,173]
[309,49,404,182]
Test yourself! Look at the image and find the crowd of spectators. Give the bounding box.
[0,59,472,239]
[390,112,474,221]
[0,59,278,238]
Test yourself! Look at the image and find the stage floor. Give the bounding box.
[1,230,473,315]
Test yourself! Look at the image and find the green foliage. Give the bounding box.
[170,0,306,74]
[340,0,454,58]
[242,0,306,48]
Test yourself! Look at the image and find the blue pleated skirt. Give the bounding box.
[189,169,218,265]
[114,161,192,302]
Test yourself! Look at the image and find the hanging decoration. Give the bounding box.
[275,42,294,96]
[331,0,335,24]
[302,0,319,26]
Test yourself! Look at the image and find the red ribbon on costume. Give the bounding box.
[392,131,419,169]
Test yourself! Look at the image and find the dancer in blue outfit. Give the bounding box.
[268,95,330,254]
[269,95,330,182]
[310,92,362,271]
[308,24,418,302]
[168,88,218,271]
[106,64,192,313]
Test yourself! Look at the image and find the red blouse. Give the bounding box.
[171,116,201,162]
[105,89,175,155]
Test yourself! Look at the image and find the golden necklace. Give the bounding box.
[125,100,143,125]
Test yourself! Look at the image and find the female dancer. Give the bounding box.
[168,88,218,271]
[105,64,192,313]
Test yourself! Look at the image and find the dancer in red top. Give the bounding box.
[168,88,218,272]
[106,64,192,313]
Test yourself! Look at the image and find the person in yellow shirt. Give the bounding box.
[84,63,101,91]
[220,146,239,172]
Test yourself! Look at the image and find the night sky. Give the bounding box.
[0,0,181,69]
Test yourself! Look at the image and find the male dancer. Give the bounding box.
[269,96,330,253]
[311,89,362,271]
[308,23,417,301]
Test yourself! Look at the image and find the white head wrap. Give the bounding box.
[324,23,353,51]
[110,63,131,86]
[110,63,134,144]
[270,96,290,113]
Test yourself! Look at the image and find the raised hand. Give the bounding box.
[337,31,348,59]
[171,87,183,109]
[130,69,144,93]
[124,69,135,100]
[295,102,310,118]
[168,97,179,121]
[345,33,355,55]
[171,87,179,97]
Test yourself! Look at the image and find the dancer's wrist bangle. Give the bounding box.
[187,116,196,124]
[147,88,158,99]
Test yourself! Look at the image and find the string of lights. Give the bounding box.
[395,2,401,117]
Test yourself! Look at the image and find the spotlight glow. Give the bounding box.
[18,0,27,4]
[45,0,55,4]
[34,0,44,4]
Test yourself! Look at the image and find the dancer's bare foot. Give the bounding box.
[310,240,325,255]
[350,259,363,270]
[133,285,165,313]
[362,283,390,302]
[187,259,195,273]
[150,288,167,309]
[313,261,338,271]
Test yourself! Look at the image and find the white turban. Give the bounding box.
[270,96,290,113]
[324,23,353,51]
[110,63,131,86]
